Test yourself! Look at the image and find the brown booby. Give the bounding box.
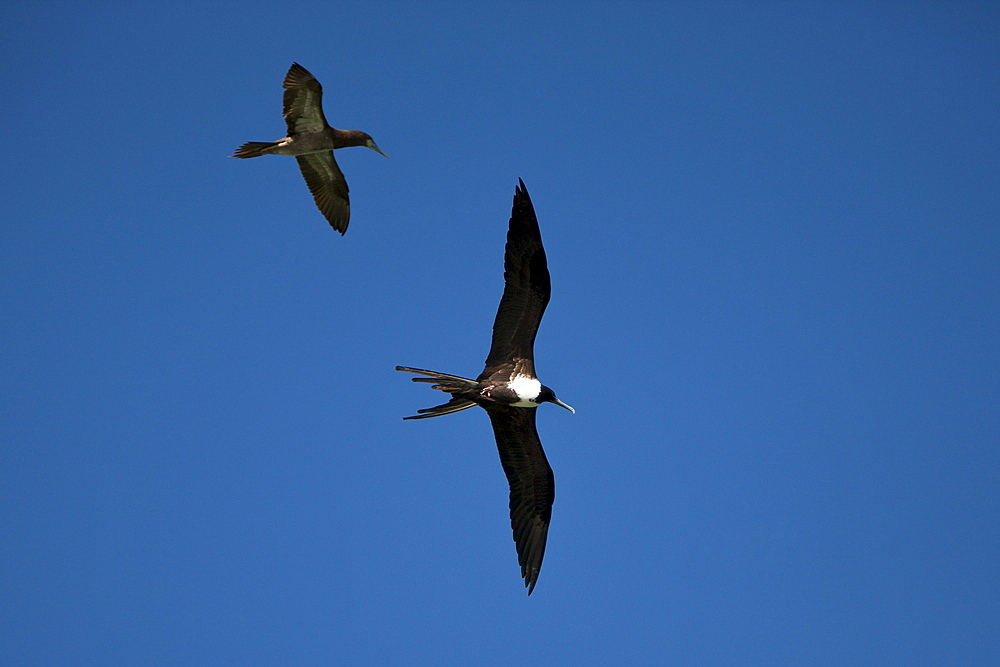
[232,63,388,234]
[396,179,573,594]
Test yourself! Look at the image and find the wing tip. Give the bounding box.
[286,61,310,77]
[511,178,536,220]
[525,569,540,595]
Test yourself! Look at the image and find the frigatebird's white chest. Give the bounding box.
[507,374,543,407]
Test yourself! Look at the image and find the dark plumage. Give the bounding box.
[232,63,388,234]
[397,180,573,594]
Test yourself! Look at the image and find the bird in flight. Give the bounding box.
[232,62,388,234]
[397,179,574,594]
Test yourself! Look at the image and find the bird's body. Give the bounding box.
[232,63,388,234]
[397,180,573,594]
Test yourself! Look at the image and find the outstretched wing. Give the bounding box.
[484,405,554,594]
[480,179,551,380]
[295,153,350,234]
[283,62,328,134]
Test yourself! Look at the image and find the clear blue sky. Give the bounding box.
[3,2,998,664]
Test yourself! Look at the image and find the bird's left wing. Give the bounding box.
[484,404,555,594]
[295,152,350,233]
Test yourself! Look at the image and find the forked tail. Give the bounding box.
[231,141,280,158]
[395,366,479,420]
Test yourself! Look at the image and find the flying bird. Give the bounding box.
[232,62,388,234]
[397,179,574,595]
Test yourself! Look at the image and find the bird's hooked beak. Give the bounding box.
[552,398,575,414]
[367,139,389,158]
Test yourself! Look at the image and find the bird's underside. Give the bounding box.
[396,365,555,595]
[232,62,386,234]
[396,180,568,595]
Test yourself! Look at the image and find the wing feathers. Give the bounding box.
[481,180,551,374]
[295,153,350,233]
[485,405,554,594]
[282,62,329,134]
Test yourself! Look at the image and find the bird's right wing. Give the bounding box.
[481,180,550,378]
[282,62,329,134]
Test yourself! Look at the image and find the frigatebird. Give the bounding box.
[396,179,574,595]
[232,62,388,234]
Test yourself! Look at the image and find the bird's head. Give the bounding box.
[363,134,389,158]
[538,385,575,414]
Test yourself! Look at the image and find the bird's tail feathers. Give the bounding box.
[395,366,477,387]
[395,366,479,419]
[404,396,477,420]
[231,141,279,158]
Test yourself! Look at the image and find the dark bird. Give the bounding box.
[232,62,388,234]
[396,179,573,595]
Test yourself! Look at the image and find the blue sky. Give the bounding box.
[2,1,998,664]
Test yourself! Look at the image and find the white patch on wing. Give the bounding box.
[508,375,542,406]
